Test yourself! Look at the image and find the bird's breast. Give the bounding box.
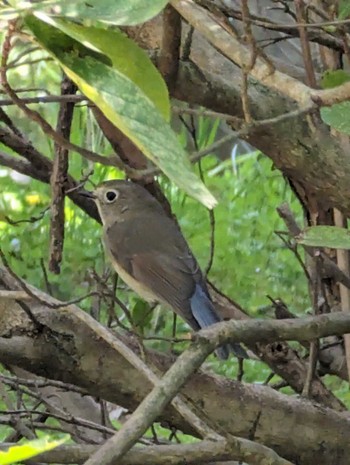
[108,255,158,303]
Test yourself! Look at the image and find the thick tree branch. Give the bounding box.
[0,268,350,465]
[172,0,350,108]
[0,131,343,408]
[171,0,313,106]
[159,4,181,89]
[0,440,273,465]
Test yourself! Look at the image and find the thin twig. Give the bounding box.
[0,382,35,440]
[302,256,321,397]
[240,0,255,123]
[333,208,350,383]
[40,258,53,295]
[5,206,50,226]
[136,104,315,179]
[0,374,88,395]
[0,249,103,309]
[49,75,77,274]
[294,0,317,88]
[276,203,350,289]
[0,94,86,106]
[181,114,216,277]
[83,338,293,465]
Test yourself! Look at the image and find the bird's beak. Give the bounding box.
[79,190,97,200]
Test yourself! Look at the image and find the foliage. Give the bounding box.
[2,0,350,460]
[0,436,68,465]
[339,0,350,19]
[297,226,350,250]
[0,1,216,208]
[1,0,170,25]
[0,145,308,361]
[320,69,350,135]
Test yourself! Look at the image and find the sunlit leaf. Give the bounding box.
[296,226,350,249]
[35,14,170,120]
[53,0,169,25]
[0,436,68,465]
[25,15,217,208]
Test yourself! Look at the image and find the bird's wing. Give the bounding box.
[131,252,197,316]
[104,216,202,329]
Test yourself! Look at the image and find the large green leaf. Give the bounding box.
[0,436,68,465]
[25,16,217,208]
[320,69,350,134]
[3,0,169,25]
[54,0,169,25]
[35,14,169,120]
[339,0,350,19]
[321,102,350,135]
[321,69,350,89]
[296,226,350,250]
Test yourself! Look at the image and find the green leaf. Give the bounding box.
[0,436,68,465]
[339,0,350,19]
[35,14,170,120]
[296,226,350,249]
[132,300,152,329]
[321,69,350,89]
[321,102,350,135]
[320,70,350,134]
[25,16,217,208]
[7,0,169,25]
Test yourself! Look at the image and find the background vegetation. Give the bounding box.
[2,1,350,464]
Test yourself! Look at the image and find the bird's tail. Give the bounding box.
[190,285,248,360]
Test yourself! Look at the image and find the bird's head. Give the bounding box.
[81,180,162,227]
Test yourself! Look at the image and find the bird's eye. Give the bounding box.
[105,190,118,203]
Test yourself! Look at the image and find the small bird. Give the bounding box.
[83,180,247,360]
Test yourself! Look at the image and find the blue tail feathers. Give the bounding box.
[190,284,248,360]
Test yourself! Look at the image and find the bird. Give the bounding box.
[82,180,247,360]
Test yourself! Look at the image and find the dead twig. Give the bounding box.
[294,0,317,88]
[49,75,77,274]
[302,256,321,397]
[333,208,350,384]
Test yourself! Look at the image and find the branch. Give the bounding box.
[215,4,343,52]
[171,0,313,106]
[0,130,100,223]
[277,203,350,289]
[171,0,350,108]
[209,283,345,410]
[1,268,350,465]
[159,4,181,90]
[0,94,85,106]
[195,312,350,348]
[49,75,77,274]
[85,335,292,465]
[0,440,287,465]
